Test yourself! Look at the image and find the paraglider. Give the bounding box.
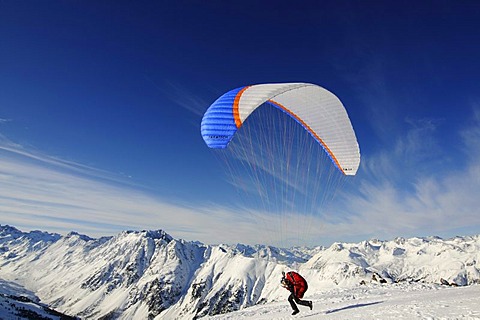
[201,82,360,246]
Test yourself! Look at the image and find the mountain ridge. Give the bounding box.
[1,225,479,319]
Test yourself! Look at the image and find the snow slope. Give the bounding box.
[1,225,480,319]
[0,279,77,320]
[207,283,480,319]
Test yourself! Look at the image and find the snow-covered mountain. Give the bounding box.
[1,225,479,319]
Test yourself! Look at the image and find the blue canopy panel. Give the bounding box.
[201,86,245,148]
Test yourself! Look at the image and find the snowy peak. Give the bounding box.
[65,231,94,242]
[0,225,25,238]
[117,229,174,242]
[0,224,61,243]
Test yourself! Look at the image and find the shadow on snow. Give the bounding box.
[324,301,384,314]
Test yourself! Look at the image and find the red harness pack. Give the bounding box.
[286,271,308,299]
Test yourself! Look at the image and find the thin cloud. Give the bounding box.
[0,134,140,188]
[0,134,286,244]
[333,108,480,241]
[399,117,443,161]
[1,106,479,247]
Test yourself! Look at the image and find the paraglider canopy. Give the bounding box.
[201,83,360,175]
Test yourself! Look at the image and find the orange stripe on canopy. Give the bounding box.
[268,99,345,175]
[233,86,250,128]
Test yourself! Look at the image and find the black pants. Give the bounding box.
[288,293,311,312]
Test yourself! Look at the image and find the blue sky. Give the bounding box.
[1,1,479,246]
